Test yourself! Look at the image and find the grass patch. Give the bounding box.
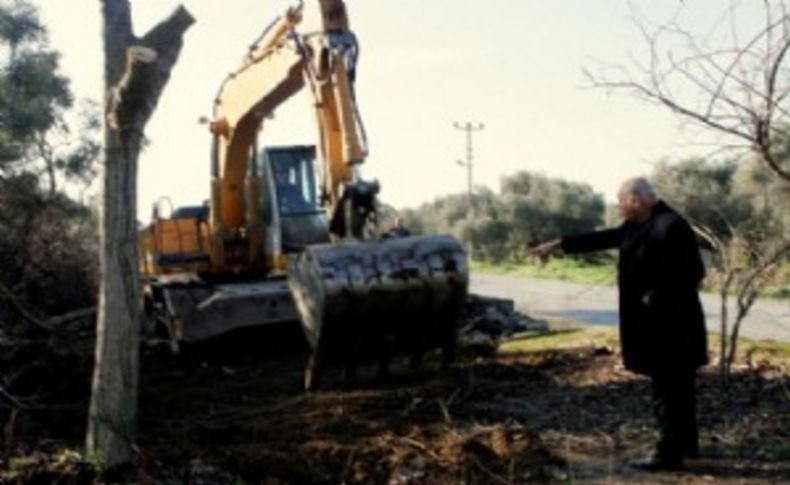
[500,328,790,364]
[711,333,790,363]
[3,449,95,483]
[471,257,616,286]
[762,283,790,300]
[499,328,618,354]
[739,336,790,358]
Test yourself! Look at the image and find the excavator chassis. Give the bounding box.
[143,274,297,351]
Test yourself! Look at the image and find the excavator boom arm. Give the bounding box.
[208,0,367,265]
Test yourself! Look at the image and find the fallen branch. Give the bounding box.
[437,397,452,425]
[470,455,515,485]
[200,393,311,427]
[399,436,444,462]
[3,408,17,459]
[0,282,49,331]
[45,307,97,328]
[0,385,27,410]
[461,368,476,401]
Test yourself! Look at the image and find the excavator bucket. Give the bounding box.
[288,234,469,390]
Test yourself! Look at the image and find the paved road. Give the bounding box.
[471,273,790,342]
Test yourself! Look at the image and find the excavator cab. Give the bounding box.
[268,147,320,218]
[261,146,330,254]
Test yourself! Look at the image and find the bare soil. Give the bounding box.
[2,324,789,484]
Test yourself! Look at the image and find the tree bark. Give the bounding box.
[88,0,193,468]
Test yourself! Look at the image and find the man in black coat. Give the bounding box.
[534,177,708,470]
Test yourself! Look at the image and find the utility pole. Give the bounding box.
[454,121,484,212]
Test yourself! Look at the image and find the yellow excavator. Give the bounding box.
[138,0,469,389]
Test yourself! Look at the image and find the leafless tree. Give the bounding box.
[585,1,790,182]
[89,0,193,468]
[694,223,790,381]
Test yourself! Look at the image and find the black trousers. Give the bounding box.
[650,369,699,460]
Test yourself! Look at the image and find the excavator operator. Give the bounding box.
[273,163,312,215]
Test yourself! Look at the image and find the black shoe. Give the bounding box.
[629,455,684,471]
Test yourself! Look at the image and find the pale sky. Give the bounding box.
[36,0,763,220]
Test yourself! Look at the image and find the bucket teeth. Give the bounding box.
[288,235,469,389]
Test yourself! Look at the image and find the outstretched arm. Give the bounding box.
[561,226,624,254]
[531,226,623,264]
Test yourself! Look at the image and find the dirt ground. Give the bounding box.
[2,323,789,484]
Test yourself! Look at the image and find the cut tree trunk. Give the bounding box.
[87,1,193,468]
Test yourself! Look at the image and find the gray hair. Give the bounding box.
[619,177,658,204]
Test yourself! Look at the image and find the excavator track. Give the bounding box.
[287,234,468,390]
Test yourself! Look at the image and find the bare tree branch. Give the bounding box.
[45,307,97,328]
[0,385,27,409]
[586,1,790,183]
[0,282,49,330]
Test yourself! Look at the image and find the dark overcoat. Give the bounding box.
[561,201,708,375]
